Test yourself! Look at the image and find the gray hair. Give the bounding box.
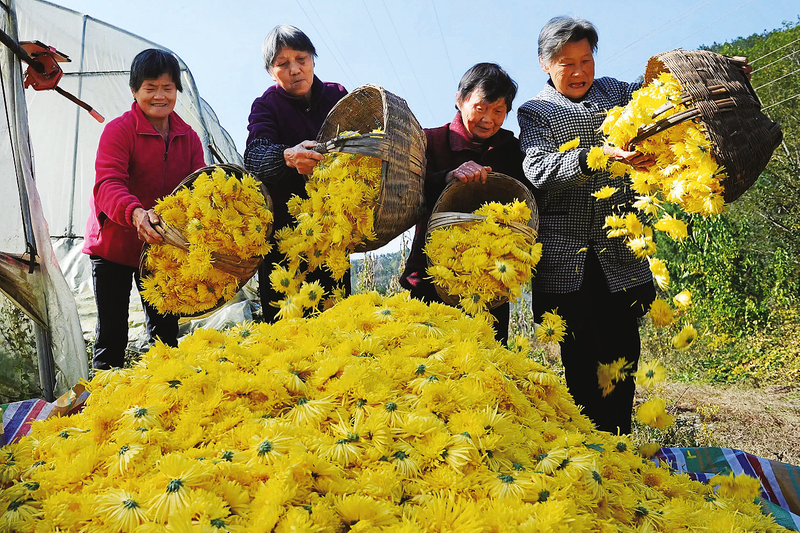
[538,15,598,65]
[261,25,317,72]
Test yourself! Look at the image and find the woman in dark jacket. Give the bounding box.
[400,62,529,344]
[244,25,350,322]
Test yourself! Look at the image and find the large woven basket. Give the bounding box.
[140,163,273,316]
[426,173,538,308]
[315,84,426,252]
[630,49,782,203]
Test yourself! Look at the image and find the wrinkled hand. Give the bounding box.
[132,207,164,244]
[604,145,654,172]
[446,161,492,184]
[284,140,324,175]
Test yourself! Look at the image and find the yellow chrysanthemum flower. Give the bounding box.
[653,213,688,241]
[587,145,609,171]
[634,360,667,390]
[558,136,580,152]
[535,310,567,344]
[710,472,763,501]
[673,289,692,309]
[672,324,698,350]
[648,257,670,291]
[635,397,675,430]
[648,298,674,328]
[592,186,618,200]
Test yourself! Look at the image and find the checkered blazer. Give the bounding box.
[518,77,653,294]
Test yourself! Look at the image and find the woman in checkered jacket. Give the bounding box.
[517,15,656,434]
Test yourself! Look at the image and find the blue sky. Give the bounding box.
[46,0,800,255]
[54,0,798,152]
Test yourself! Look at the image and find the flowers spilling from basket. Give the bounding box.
[0,293,777,532]
[426,200,542,317]
[271,131,383,318]
[559,72,713,354]
[141,167,273,315]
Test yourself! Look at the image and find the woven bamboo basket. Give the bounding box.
[139,163,273,316]
[629,49,782,203]
[315,84,426,252]
[426,172,539,308]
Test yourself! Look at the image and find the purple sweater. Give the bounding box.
[244,76,347,231]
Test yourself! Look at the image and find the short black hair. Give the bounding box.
[456,62,518,112]
[129,49,183,92]
[538,16,599,64]
[262,25,317,72]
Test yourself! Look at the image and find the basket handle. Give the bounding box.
[628,97,737,148]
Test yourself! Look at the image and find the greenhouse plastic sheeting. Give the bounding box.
[0,0,87,400]
[15,0,243,241]
[0,0,248,401]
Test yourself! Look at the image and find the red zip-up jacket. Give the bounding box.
[83,102,205,267]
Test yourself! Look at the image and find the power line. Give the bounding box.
[380,0,436,123]
[753,66,800,91]
[750,36,800,64]
[670,0,758,49]
[601,0,717,67]
[360,0,408,97]
[614,0,758,79]
[431,0,457,86]
[294,0,355,88]
[762,92,800,111]
[752,48,800,74]
[303,0,360,85]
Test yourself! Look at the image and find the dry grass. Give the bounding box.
[638,381,800,466]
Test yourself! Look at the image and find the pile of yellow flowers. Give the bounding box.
[271,136,383,318]
[426,200,543,317]
[0,292,782,532]
[141,167,273,315]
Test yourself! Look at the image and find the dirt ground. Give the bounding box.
[649,381,800,467]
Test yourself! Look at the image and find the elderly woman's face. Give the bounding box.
[132,73,177,122]
[270,47,314,98]
[540,38,595,100]
[457,90,507,141]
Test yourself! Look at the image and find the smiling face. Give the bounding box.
[131,73,177,122]
[456,89,508,141]
[270,47,315,99]
[541,38,595,100]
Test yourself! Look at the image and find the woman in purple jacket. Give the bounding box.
[400,63,528,344]
[83,49,205,369]
[244,25,350,323]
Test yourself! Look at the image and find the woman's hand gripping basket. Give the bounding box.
[631,49,782,203]
[315,84,427,252]
[425,173,540,314]
[140,164,273,317]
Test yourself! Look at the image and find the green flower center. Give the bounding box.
[498,474,515,483]
[166,479,184,493]
[123,499,140,509]
[257,441,273,455]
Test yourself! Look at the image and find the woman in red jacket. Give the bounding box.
[400,63,529,344]
[83,49,205,369]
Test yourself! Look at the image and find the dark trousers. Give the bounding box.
[409,273,510,345]
[533,252,652,434]
[258,247,352,324]
[90,256,179,369]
